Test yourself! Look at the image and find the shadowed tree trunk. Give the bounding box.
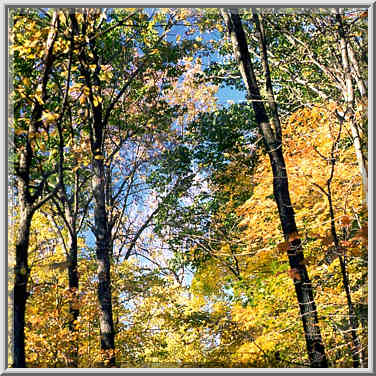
[13,198,32,368]
[221,8,328,367]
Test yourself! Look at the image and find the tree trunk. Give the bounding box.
[92,156,115,366]
[13,198,32,368]
[347,43,367,98]
[71,10,116,365]
[221,8,328,367]
[335,9,368,205]
[270,146,328,368]
[349,120,368,204]
[12,11,59,367]
[327,176,364,367]
[67,232,79,367]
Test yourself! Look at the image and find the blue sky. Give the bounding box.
[217,86,245,106]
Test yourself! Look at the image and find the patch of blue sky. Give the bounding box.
[217,86,245,106]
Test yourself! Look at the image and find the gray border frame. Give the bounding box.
[2,1,374,375]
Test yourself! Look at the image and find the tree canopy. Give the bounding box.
[8,7,368,368]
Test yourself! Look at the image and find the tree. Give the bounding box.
[220,8,327,367]
[9,7,367,369]
[65,8,200,365]
[259,9,368,204]
[10,9,69,367]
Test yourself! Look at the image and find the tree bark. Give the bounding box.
[92,156,115,366]
[347,42,367,98]
[13,200,32,368]
[70,11,116,365]
[335,9,368,205]
[12,12,60,367]
[221,8,328,367]
[67,231,79,367]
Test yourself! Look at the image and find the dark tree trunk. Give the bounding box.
[270,147,328,368]
[13,204,32,368]
[13,148,34,368]
[12,12,60,367]
[67,232,79,367]
[221,9,328,367]
[92,157,115,366]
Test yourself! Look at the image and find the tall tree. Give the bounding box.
[67,8,194,365]
[220,8,328,367]
[10,10,67,367]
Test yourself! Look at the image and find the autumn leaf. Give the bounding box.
[287,232,299,242]
[349,248,362,257]
[79,94,86,104]
[15,129,27,136]
[93,95,102,107]
[340,215,352,227]
[351,225,368,246]
[288,268,301,280]
[149,49,159,55]
[321,235,333,246]
[42,111,59,124]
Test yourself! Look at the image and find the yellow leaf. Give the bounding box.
[15,129,27,136]
[93,95,102,107]
[35,94,44,104]
[42,111,59,123]
[94,154,104,160]
[59,12,67,25]
[22,77,31,87]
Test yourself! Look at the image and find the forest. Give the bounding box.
[9,7,368,368]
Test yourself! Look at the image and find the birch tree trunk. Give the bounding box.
[335,9,368,205]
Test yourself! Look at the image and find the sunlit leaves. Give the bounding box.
[9,7,368,369]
